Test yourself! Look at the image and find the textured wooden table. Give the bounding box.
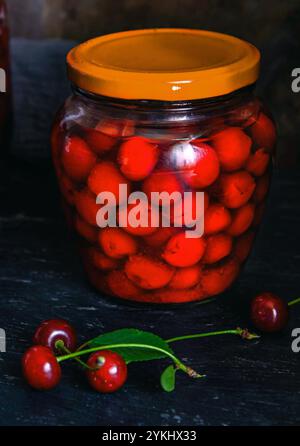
[0,40,299,427]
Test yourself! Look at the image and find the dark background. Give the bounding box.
[1,0,300,427]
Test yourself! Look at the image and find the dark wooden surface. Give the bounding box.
[0,40,300,427]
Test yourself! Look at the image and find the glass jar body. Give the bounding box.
[0,0,10,146]
[51,86,276,304]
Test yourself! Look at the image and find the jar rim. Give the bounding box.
[72,84,256,114]
[67,28,260,102]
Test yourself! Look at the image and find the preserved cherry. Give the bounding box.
[51,29,275,304]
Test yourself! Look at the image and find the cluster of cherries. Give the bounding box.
[22,319,127,392]
[22,291,297,392]
[51,101,276,304]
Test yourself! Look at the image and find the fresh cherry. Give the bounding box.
[250,292,289,332]
[33,319,77,353]
[22,346,61,390]
[86,350,127,393]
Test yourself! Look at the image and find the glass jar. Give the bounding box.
[0,0,10,145]
[51,29,276,304]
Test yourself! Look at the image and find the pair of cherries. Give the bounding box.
[22,291,291,392]
[22,320,127,392]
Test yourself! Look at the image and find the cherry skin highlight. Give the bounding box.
[33,319,77,352]
[250,292,289,332]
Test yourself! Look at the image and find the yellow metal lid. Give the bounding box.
[67,28,260,101]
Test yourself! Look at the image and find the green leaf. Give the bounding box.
[87,328,175,364]
[160,365,176,392]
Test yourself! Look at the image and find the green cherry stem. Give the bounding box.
[288,297,300,307]
[166,327,259,344]
[56,343,205,379]
[55,340,96,371]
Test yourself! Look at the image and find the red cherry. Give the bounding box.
[74,188,99,226]
[86,350,127,393]
[125,254,174,289]
[88,161,131,204]
[118,201,158,236]
[107,270,145,300]
[246,147,270,177]
[74,214,98,243]
[85,119,135,154]
[143,226,179,247]
[98,227,138,259]
[61,135,96,182]
[212,127,251,172]
[216,171,256,209]
[204,203,231,235]
[162,232,206,267]
[250,292,289,332]
[169,265,202,289]
[152,286,203,303]
[33,319,77,352]
[203,233,232,264]
[142,170,183,201]
[250,113,276,150]
[85,127,116,154]
[227,203,255,236]
[85,247,119,271]
[180,141,220,188]
[22,346,61,390]
[201,257,240,296]
[118,136,159,181]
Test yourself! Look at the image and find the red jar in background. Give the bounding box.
[0,0,11,146]
[51,29,276,304]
